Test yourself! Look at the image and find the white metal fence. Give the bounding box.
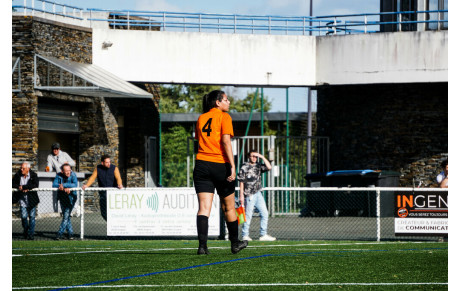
[12,187,447,241]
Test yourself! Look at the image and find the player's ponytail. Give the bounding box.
[202,94,210,113]
[202,90,226,113]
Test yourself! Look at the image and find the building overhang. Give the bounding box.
[161,112,307,123]
[34,54,152,99]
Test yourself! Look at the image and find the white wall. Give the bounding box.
[93,29,316,86]
[316,31,448,85]
[92,29,447,86]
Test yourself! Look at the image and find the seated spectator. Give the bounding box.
[12,162,40,240]
[53,164,78,240]
[436,159,448,188]
[46,143,75,173]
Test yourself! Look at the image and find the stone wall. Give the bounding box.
[12,16,158,187]
[12,18,37,166]
[316,83,448,187]
[12,16,92,173]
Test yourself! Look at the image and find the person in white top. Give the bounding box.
[436,159,448,188]
[46,143,76,173]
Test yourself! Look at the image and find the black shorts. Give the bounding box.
[193,160,235,198]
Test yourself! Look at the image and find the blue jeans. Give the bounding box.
[20,206,36,236]
[57,195,76,237]
[241,191,269,237]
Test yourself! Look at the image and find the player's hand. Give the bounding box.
[227,166,236,182]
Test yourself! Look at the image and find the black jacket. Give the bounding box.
[12,170,40,207]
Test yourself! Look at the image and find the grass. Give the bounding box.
[12,240,447,290]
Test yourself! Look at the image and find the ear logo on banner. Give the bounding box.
[147,193,159,212]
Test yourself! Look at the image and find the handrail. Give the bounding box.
[12,0,84,11]
[13,5,84,20]
[87,9,449,35]
[12,1,448,36]
[12,0,84,19]
[38,0,82,10]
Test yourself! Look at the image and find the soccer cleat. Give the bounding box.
[259,234,276,241]
[231,240,248,254]
[242,236,253,241]
[197,247,210,255]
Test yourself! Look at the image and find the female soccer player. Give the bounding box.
[194,90,248,255]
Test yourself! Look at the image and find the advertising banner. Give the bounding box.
[106,189,220,236]
[394,191,448,236]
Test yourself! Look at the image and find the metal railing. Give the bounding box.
[86,9,449,35]
[12,187,447,241]
[12,0,84,20]
[185,136,329,189]
[12,1,447,35]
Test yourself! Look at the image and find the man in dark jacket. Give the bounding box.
[82,155,123,221]
[12,162,40,240]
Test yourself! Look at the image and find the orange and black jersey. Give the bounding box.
[195,108,234,163]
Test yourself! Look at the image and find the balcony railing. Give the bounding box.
[12,0,447,35]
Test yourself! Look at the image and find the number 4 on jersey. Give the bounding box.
[202,118,212,136]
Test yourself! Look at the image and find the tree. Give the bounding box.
[230,91,272,113]
[161,124,190,187]
[159,85,222,113]
[159,85,272,113]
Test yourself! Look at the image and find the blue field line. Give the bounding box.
[49,254,273,291]
[48,247,448,290]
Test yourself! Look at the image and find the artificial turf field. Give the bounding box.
[12,240,448,290]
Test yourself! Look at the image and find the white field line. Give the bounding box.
[12,241,441,257]
[12,282,448,289]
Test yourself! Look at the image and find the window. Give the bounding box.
[427,0,448,30]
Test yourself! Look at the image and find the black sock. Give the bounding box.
[197,215,209,248]
[227,219,239,243]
